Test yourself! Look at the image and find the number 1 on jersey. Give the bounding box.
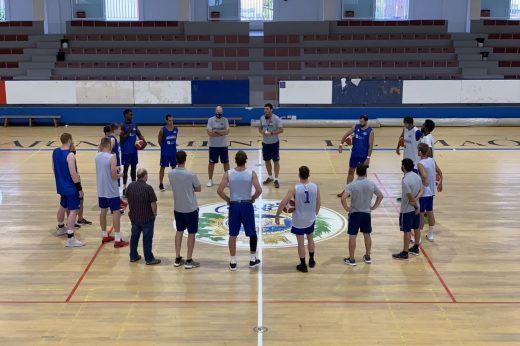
[304,190,310,204]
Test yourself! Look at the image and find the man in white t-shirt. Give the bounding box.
[419,119,436,158]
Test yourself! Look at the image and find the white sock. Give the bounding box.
[268,176,273,180]
[115,231,122,241]
[101,230,108,237]
[250,254,256,262]
[274,178,278,182]
[230,256,237,264]
[67,229,73,235]
[429,226,434,233]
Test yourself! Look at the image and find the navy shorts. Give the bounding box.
[160,152,177,168]
[291,222,315,235]
[98,197,121,212]
[420,196,434,212]
[60,194,81,211]
[348,212,372,235]
[262,141,280,162]
[174,209,199,234]
[209,147,229,164]
[399,211,420,232]
[229,202,256,237]
[349,155,367,169]
[122,152,138,166]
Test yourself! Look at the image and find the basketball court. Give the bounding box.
[0,125,519,345]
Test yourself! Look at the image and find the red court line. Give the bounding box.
[373,173,457,303]
[65,227,114,303]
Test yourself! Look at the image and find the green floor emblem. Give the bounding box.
[187,200,346,248]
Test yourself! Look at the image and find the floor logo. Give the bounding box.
[187,200,346,248]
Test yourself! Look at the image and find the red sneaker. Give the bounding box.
[102,235,115,244]
[114,240,129,248]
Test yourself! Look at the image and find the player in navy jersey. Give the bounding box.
[158,114,178,191]
[337,115,374,197]
[120,109,146,196]
[52,133,85,247]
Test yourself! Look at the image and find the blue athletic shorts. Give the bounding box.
[348,212,372,235]
[98,197,121,212]
[291,222,315,235]
[420,196,434,212]
[60,194,81,211]
[122,153,138,166]
[229,202,256,237]
[262,141,280,162]
[209,147,229,164]
[349,155,367,169]
[160,152,177,168]
[174,209,199,234]
[399,211,420,232]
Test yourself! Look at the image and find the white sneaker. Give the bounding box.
[206,180,213,187]
[66,238,85,247]
[55,227,67,236]
[427,231,434,242]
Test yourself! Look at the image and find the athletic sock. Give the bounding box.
[230,256,237,264]
[58,223,65,229]
[429,226,434,233]
[67,229,74,239]
[115,231,122,241]
[300,257,306,265]
[309,252,314,261]
[101,230,108,237]
[268,176,273,180]
[250,254,257,262]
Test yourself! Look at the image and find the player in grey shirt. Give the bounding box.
[206,105,230,187]
[168,151,202,269]
[258,103,284,188]
[393,158,424,261]
[341,164,383,266]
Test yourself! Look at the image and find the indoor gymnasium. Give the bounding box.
[0,0,519,345]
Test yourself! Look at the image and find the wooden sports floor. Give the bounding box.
[0,125,519,345]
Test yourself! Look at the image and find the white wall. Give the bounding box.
[409,0,443,19]
[44,0,71,34]
[323,0,341,20]
[190,0,209,21]
[481,0,509,18]
[410,0,471,32]
[140,0,190,21]
[273,0,324,21]
[5,0,35,20]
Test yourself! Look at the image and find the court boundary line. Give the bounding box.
[373,173,457,303]
[65,226,114,302]
[256,145,264,345]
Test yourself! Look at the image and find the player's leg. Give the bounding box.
[347,166,356,184]
[244,203,260,268]
[345,213,360,265]
[272,142,280,188]
[159,166,166,191]
[184,210,200,269]
[307,230,315,268]
[393,213,409,260]
[129,222,142,262]
[228,202,240,270]
[296,234,307,272]
[207,147,216,187]
[348,235,357,262]
[222,147,230,174]
[111,198,127,247]
[56,197,67,236]
[130,164,137,182]
[361,213,372,263]
[142,219,159,265]
[262,143,274,184]
[174,211,186,267]
[426,197,435,241]
[65,195,84,247]
[264,160,273,180]
[363,233,372,262]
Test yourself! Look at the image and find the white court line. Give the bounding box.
[256,146,264,346]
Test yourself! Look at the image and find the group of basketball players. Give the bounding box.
[52,105,443,272]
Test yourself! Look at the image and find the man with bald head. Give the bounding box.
[206,105,230,187]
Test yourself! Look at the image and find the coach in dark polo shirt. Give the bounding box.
[126,168,161,265]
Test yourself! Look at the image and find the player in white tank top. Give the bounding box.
[420,119,436,157]
[397,116,422,168]
[417,143,443,246]
[217,151,262,271]
[275,166,321,273]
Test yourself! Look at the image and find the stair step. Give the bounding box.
[462,67,489,76]
[459,61,497,68]
[14,75,50,80]
[26,69,52,77]
[32,55,57,63]
[36,41,61,49]
[455,47,493,54]
[20,62,56,69]
[23,48,58,55]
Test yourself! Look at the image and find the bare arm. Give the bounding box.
[316,186,321,215]
[207,128,217,137]
[151,202,157,216]
[396,128,404,154]
[67,153,80,183]
[340,190,351,213]
[251,171,263,202]
[340,125,356,144]
[371,190,384,211]
[258,123,263,135]
[157,129,163,147]
[367,130,374,157]
[275,187,296,219]
[136,127,145,141]
[110,155,119,180]
[272,127,284,135]
[435,162,443,192]
[193,177,202,192]
[217,172,230,204]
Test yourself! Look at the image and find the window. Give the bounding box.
[0,0,5,21]
[240,0,273,21]
[375,0,409,20]
[105,0,138,20]
[511,0,520,18]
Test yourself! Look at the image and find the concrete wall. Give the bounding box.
[140,0,190,20]
[273,0,323,21]
[481,0,509,18]
[410,0,471,32]
[44,0,71,34]
[5,0,35,20]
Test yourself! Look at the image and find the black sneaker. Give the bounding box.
[274,180,280,188]
[229,262,237,271]
[392,251,409,261]
[343,257,356,266]
[309,258,316,268]
[363,255,372,264]
[296,264,308,273]
[74,223,81,228]
[262,178,273,185]
[77,218,92,225]
[159,183,165,192]
[174,256,185,267]
[396,197,402,202]
[408,246,420,256]
[249,259,261,268]
[130,255,142,263]
[122,188,127,197]
[146,258,161,265]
